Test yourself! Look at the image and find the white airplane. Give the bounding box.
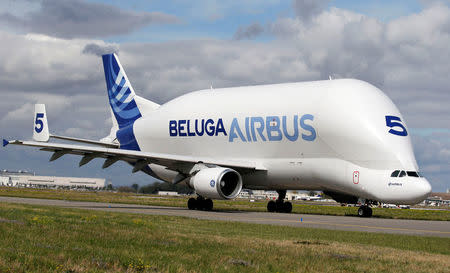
[300,196,322,201]
[3,53,432,217]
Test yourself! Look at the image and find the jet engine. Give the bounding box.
[189,167,243,199]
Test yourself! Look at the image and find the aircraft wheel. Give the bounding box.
[358,205,373,217]
[275,201,284,213]
[366,206,373,217]
[357,206,364,217]
[283,201,293,213]
[267,200,276,212]
[188,198,197,210]
[204,199,213,211]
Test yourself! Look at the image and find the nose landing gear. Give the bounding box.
[358,201,374,217]
[267,190,293,213]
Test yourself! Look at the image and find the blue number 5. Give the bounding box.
[35,113,44,133]
[385,115,407,136]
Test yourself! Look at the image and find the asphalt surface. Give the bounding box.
[1,196,449,238]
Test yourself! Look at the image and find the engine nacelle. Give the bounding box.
[189,167,243,200]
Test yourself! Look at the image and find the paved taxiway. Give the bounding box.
[1,196,449,237]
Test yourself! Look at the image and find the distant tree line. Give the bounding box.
[116,182,193,194]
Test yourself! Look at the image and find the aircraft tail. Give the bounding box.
[101,53,159,130]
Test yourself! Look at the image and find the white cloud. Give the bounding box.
[233,23,265,40]
[412,133,450,191]
[293,0,330,22]
[0,0,179,39]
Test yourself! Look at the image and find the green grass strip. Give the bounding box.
[0,202,449,273]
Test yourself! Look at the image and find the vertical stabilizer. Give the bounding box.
[101,53,160,150]
[102,53,142,129]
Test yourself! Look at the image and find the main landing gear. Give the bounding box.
[267,190,293,213]
[188,196,213,211]
[358,205,373,217]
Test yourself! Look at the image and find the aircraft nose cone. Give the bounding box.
[412,178,432,204]
[421,178,432,197]
[404,178,432,204]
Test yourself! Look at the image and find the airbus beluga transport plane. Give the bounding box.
[3,53,432,217]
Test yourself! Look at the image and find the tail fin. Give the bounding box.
[102,53,160,129]
[33,104,49,142]
[103,53,154,129]
[101,53,160,150]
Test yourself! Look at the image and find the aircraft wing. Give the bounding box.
[3,139,266,175]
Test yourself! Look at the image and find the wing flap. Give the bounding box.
[50,135,119,148]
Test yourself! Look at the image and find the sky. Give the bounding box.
[0,0,449,191]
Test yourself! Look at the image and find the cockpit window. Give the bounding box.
[399,171,406,177]
[407,171,420,177]
[391,170,400,177]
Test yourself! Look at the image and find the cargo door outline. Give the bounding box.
[353,171,360,184]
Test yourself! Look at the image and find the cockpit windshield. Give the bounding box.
[407,171,419,177]
[391,170,422,178]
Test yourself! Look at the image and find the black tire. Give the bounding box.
[358,206,373,217]
[188,198,197,210]
[283,202,293,213]
[204,199,213,211]
[267,200,276,212]
[366,206,373,217]
[198,199,206,210]
[358,206,365,217]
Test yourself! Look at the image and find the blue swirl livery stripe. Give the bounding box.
[102,53,142,153]
[102,54,142,129]
[116,125,141,151]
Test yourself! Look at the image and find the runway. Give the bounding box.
[1,196,449,237]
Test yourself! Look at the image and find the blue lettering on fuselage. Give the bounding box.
[169,115,316,142]
[170,118,228,137]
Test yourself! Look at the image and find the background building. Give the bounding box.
[0,170,105,189]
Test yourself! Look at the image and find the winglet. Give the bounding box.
[33,104,49,142]
[2,139,9,147]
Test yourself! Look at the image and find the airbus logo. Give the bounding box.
[388,182,403,187]
[169,114,316,142]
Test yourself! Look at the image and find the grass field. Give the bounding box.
[0,202,449,273]
[1,187,449,221]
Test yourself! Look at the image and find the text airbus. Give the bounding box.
[169,114,316,142]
